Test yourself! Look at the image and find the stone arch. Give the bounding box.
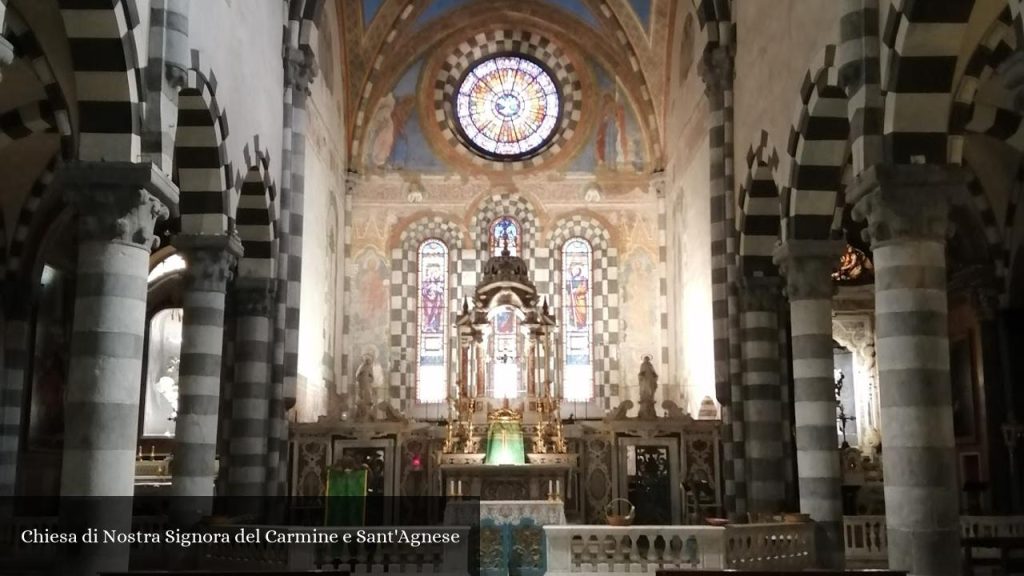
[783,44,849,243]
[880,1,975,164]
[549,213,619,413]
[468,191,541,257]
[2,8,73,158]
[57,0,144,161]
[5,154,59,284]
[236,151,276,280]
[176,67,232,236]
[389,214,466,416]
[737,129,781,278]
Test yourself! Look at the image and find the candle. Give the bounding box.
[548,480,553,495]
[458,480,463,496]
[449,480,455,495]
[556,479,561,497]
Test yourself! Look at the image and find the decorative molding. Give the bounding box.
[174,233,243,292]
[232,278,277,317]
[773,240,845,301]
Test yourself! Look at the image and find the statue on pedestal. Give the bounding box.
[354,355,376,421]
[637,356,658,419]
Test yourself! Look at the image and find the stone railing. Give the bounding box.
[844,515,1024,564]
[545,523,815,575]
[724,522,816,570]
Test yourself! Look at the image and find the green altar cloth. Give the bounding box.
[484,420,525,465]
[325,468,367,526]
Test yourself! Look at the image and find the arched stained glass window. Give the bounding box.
[562,238,594,401]
[489,216,521,256]
[417,240,448,404]
[455,55,561,159]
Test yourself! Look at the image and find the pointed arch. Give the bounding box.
[549,214,618,414]
[57,0,144,161]
[176,67,232,236]
[737,130,781,278]
[236,152,275,280]
[783,44,849,243]
[468,191,540,257]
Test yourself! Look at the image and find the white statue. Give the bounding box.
[354,355,376,420]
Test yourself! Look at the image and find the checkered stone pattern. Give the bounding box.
[0,302,30,497]
[549,216,619,412]
[389,217,466,414]
[236,156,276,280]
[837,4,882,175]
[880,0,975,164]
[657,192,670,395]
[950,7,1016,166]
[784,44,848,243]
[6,154,57,282]
[176,67,232,236]
[0,101,57,151]
[339,177,355,399]
[468,192,549,296]
[57,0,144,162]
[4,9,73,158]
[737,131,781,279]
[433,29,583,171]
[141,4,191,173]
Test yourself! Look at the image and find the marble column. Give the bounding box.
[0,1,13,83]
[849,164,964,576]
[226,278,275,501]
[739,277,786,514]
[775,240,846,568]
[56,162,177,576]
[169,233,241,521]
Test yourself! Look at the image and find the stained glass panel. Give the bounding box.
[455,55,560,158]
[562,238,593,401]
[489,216,520,256]
[417,240,448,403]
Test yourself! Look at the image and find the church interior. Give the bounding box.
[0,0,1023,575]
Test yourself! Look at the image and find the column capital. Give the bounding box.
[232,277,276,317]
[847,164,969,248]
[739,276,782,311]
[173,233,244,292]
[56,162,179,250]
[283,44,317,94]
[698,45,734,97]
[773,240,845,301]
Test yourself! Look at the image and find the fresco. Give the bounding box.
[618,248,660,400]
[363,58,447,172]
[349,247,391,386]
[568,61,646,173]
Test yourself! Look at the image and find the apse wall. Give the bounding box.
[342,177,668,420]
[295,3,347,423]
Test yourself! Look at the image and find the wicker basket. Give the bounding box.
[605,498,635,526]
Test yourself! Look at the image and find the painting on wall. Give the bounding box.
[363,58,446,172]
[350,247,391,382]
[619,248,659,393]
[567,61,646,173]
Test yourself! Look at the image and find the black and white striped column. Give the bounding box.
[0,302,29,497]
[849,165,964,576]
[775,240,845,568]
[169,234,241,521]
[699,45,746,517]
[739,277,786,514]
[226,278,275,500]
[56,162,176,576]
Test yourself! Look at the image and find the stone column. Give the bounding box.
[0,284,30,498]
[226,278,275,501]
[169,233,241,522]
[0,0,13,83]
[56,162,176,576]
[739,277,786,514]
[848,164,964,576]
[775,240,846,568]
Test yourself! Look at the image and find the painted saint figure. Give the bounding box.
[566,264,589,329]
[421,266,444,333]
